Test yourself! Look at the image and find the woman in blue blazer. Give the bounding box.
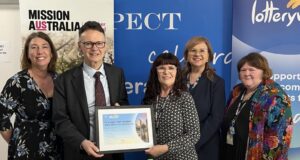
[183,37,226,160]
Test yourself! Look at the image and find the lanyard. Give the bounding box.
[234,91,247,117]
[227,89,256,145]
[155,95,169,130]
[229,90,247,135]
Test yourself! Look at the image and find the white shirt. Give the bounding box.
[82,62,111,141]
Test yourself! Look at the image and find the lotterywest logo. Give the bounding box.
[28,10,81,31]
[252,0,300,26]
[115,13,181,30]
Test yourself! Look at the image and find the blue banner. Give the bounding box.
[232,0,300,159]
[114,0,232,159]
[115,0,232,104]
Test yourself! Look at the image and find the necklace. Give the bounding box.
[187,73,201,90]
[243,89,256,101]
[155,95,169,130]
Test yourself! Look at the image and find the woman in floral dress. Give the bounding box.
[0,32,61,160]
[221,52,293,160]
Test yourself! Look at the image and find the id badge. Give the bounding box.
[226,131,234,145]
[229,126,235,135]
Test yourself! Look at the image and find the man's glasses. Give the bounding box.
[80,41,106,49]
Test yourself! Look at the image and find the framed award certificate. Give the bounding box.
[95,105,155,153]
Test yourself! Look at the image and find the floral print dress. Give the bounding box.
[222,79,293,160]
[0,70,61,160]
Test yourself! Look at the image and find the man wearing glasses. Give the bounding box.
[53,21,128,160]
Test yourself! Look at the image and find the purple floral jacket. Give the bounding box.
[227,79,293,160]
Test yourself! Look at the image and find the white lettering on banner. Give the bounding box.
[252,0,300,27]
[115,13,181,30]
[273,73,300,81]
[148,45,184,63]
[126,81,147,94]
[288,95,295,101]
[281,85,300,91]
[294,113,300,124]
[147,45,232,65]
[212,52,232,65]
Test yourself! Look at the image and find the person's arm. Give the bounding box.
[0,75,21,144]
[80,139,103,158]
[263,91,293,159]
[0,130,12,143]
[197,78,225,147]
[166,93,201,154]
[145,144,168,158]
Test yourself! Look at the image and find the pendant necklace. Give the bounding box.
[155,95,169,130]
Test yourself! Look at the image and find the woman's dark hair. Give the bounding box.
[143,53,186,104]
[21,32,57,72]
[183,36,215,81]
[237,52,273,81]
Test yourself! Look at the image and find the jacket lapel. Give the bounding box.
[246,83,267,159]
[104,64,116,105]
[71,66,90,125]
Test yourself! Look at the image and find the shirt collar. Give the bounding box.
[83,62,106,78]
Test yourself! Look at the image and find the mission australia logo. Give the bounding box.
[252,0,300,26]
[28,10,81,31]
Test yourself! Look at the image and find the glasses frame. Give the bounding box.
[80,41,106,49]
[156,65,177,73]
[188,48,208,55]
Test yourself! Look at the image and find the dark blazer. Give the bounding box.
[52,63,128,160]
[187,74,225,160]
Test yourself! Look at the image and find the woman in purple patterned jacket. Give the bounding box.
[221,52,293,160]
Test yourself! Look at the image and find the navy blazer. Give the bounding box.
[52,63,128,160]
[187,74,225,160]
